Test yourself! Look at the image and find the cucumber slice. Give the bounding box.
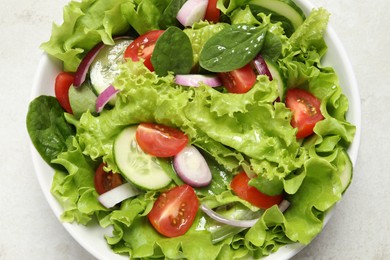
[249,0,305,36]
[113,126,172,190]
[89,38,133,97]
[337,149,353,193]
[263,57,287,101]
[68,80,97,118]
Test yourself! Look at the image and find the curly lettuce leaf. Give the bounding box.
[41,0,130,71]
[51,137,106,224]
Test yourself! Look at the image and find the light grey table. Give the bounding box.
[1,0,388,259]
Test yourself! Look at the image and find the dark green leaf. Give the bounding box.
[199,24,267,72]
[158,0,187,29]
[151,26,193,76]
[26,96,75,170]
[261,31,282,61]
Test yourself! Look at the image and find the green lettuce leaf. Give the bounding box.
[121,0,171,35]
[51,137,106,224]
[41,0,130,72]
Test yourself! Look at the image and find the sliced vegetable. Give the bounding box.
[285,88,324,138]
[173,145,212,187]
[113,126,172,190]
[98,182,141,208]
[218,64,257,93]
[204,0,220,23]
[124,30,164,71]
[278,199,291,212]
[248,0,305,35]
[231,172,284,209]
[176,0,208,27]
[148,184,199,237]
[174,74,222,87]
[94,162,123,195]
[201,200,290,228]
[337,149,353,193]
[135,123,189,157]
[253,55,287,100]
[95,85,120,113]
[89,38,133,99]
[253,55,272,80]
[200,204,259,228]
[54,72,74,113]
[73,42,104,87]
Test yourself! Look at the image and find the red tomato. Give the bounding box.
[54,72,74,113]
[148,184,199,237]
[231,172,283,209]
[123,30,164,71]
[135,123,189,157]
[94,163,123,195]
[285,88,324,139]
[218,64,257,93]
[204,0,220,23]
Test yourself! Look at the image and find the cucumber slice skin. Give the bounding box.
[89,38,133,96]
[113,126,172,190]
[338,149,353,193]
[248,0,306,36]
[263,57,287,101]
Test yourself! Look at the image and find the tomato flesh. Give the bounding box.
[231,172,283,209]
[54,72,74,113]
[124,30,164,71]
[218,64,257,93]
[204,0,220,23]
[135,123,189,157]
[285,88,324,139]
[148,184,199,237]
[94,163,123,195]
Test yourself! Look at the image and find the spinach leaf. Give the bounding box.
[151,26,193,76]
[26,96,75,170]
[158,0,187,29]
[199,24,267,72]
[261,31,282,61]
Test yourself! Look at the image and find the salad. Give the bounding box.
[26,0,356,259]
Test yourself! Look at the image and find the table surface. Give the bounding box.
[1,0,389,259]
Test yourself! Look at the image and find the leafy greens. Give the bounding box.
[27,0,357,259]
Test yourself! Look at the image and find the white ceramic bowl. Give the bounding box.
[29,0,361,259]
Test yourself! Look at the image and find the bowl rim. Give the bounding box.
[29,0,361,259]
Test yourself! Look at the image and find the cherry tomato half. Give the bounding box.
[94,163,123,195]
[148,184,199,237]
[231,172,283,209]
[135,123,189,157]
[204,0,220,23]
[123,30,164,71]
[54,72,74,113]
[218,64,257,94]
[285,88,324,139]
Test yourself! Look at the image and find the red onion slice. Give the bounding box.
[73,42,105,87]
[173,145,212,187]
[200,200,291,228]
[200,204,259,228]
[96,85,120,113]
[175,74,222,87]
[176,0,208,27]
[253,54,273,80]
